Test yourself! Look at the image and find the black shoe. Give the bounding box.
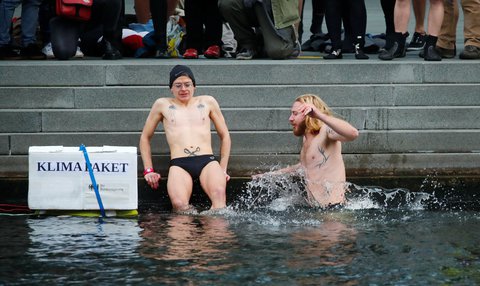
[419,45,455,59]
[459,45,480,59]
[424,45,442,61]
[102,40,122,60]
[0,45,21,60]
[20,44,46,60]
[423,35,441,61]
[354,43,369,59]
[407,32,426,51]
[378,41,405,60]
[378,32,407,60]
[324,49,342,59]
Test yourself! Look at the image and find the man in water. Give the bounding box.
[140,65,231,212]
[255,94,359,207]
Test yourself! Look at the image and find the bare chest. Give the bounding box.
[163,102,210,127]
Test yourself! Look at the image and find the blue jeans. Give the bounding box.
[0,0,42,47]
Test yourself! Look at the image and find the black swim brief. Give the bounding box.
[169,154,217,180]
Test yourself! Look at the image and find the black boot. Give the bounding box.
[324,49,342,59]
[103,40,122,60]
[354,36,369,60]
[378,32,408,60]
[423,35,442,61]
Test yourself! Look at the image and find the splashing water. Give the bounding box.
[231,166,442,212]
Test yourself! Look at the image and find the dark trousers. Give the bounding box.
[50,0,123,59]
[325,0,367,50]
[150,0,168,49]
[185,0,223,52]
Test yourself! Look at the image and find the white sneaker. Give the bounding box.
[42,42,55,59]
[74,46,84,58]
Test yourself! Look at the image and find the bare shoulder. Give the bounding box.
[197,95,220,108]
[151,97,173,112]
[153,97,171,106]
[196,95,216,102]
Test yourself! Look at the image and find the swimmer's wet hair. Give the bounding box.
[295,94,333,134]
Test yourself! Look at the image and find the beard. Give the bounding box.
[292,122,306,136]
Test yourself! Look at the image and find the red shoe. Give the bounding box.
[183,48,198,59]
[204,45,220,59]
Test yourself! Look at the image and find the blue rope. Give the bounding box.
[80,144,106,217]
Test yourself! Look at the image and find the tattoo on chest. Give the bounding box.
[314,146,329,168]
[184,146,200,157]
[168,105,176,124]
[197,103,206,121]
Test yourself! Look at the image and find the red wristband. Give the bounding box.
[143,168,155,176]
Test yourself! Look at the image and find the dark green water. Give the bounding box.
[1,174,480,285]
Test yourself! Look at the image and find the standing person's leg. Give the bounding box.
[298,0,306,42]
[348,0,369,59]
[202,0,223,58]
[423,0,444,60]
[427,0,444,36]
[199,162,227,210]
[379,0,396,53]
[311,0,325,35]
[324,0,343,58]
[412,0,426,33]
[135,0,150,23]
[218,0,258,59]
[19,0,46,59]
[94,0,123,59]
[407,0,427,50]
[167,167,194,212]
[379,0,410,59]
[437,0,458,57]
[459,0,480,59]
[0,0,22,59]
[183,0,203,58]
[150,0,169,57]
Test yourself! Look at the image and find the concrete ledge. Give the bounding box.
[2,153,479,178]
[0,87,75,109]
[6,84,478,110]
[106,61,424,85]
[365,107,480,130]
[353,130,480,153]
[424,62,480,83]
[0,62,106,86]
[0,112,41,133]
[0,136,8,155]
[2,60,479,86]
[7,130,480,155]
[8,107,480,132]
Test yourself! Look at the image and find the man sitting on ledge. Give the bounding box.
[140,65,231,212]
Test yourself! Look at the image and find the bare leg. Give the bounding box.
[135,0,150,23]
[167,166,194,211]
[412,0,426,33]
[199,162,227,209]
[427,0,445,36]
[394,0,412,33]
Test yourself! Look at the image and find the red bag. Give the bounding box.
[56,0,93,21]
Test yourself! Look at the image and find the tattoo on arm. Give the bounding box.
[168,105,176,124]
[315,146,329,168]
[184,146,201,157]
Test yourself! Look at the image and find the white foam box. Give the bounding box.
[28,146,138,210]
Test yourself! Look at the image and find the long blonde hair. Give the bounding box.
[295,94,333,134]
